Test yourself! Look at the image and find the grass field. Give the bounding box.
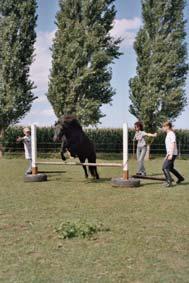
[0,157,189,283]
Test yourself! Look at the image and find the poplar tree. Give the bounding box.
[129,0,188,132]
[0,0,37,141]
[48,0,121,126]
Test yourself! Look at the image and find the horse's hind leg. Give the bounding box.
[88,154,100,180]
[79,156,88,178]
[94,167,100,179]
[82,165,88,179]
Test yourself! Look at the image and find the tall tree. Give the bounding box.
[0,0,37,155]
[129,0,188,133]
[48,0,121,126]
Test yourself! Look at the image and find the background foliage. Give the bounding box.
[3,126,189,155]
[48,0,121,126]
[0,0,37,132]
[129,0,188,132]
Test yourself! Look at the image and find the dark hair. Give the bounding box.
[134,121,144,131]
[163,121,172,129]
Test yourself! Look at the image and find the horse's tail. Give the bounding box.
[88,152,99,179]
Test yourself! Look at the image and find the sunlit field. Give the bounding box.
[0,157,189,283]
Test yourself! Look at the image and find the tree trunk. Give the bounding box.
[145,144,151,160]
[0,129,4,158]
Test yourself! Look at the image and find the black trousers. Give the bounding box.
[162,155,183,180]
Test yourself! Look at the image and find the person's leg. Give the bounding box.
[136,147,142,174]
[25,159,32,175]
[162,158,173,187]
[169,156,184,183]
[140,146,147,175]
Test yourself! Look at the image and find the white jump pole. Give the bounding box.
[123,122,129,180]
[31,124,38,175]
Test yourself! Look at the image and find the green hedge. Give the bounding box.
[3,126,189,154]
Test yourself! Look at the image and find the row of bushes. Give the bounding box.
[2,126,189,154]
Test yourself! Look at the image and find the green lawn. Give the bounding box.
[0,157,189,283]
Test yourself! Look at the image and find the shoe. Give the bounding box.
[136,172,142,176]
[141,172,146,176]
[163,169,173,186]
[176,177,185,184]
[26,171,32,175]
[164,182,172,188]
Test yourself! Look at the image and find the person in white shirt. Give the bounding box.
[162,121,184,187]
[134,121,157,176]
[17,128,32,175]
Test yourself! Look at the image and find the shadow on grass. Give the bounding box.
[87,177,111,184]
[148,173,164,177]
[39,170,67,174]
[140,182,164,187]
[178,182,189,187]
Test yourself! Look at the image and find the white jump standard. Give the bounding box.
[24,125,47,182]
[26,123,140,187]
[111,123,140,188]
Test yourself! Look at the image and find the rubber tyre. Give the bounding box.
[24,173,47,183]
[112,177,140,188]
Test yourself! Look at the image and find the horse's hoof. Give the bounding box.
[96,174,100,180]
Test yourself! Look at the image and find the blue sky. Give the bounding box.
[20,0,189,128]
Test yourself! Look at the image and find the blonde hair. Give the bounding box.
[23,127,31,134]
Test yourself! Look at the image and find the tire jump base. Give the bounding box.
[24,173,48,182]
[111,177,141,188]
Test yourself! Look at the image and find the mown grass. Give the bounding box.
[0,157,189,283]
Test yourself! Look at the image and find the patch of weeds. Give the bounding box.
[55,221,110,240]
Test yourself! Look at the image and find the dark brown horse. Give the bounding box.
[53,116,99,179]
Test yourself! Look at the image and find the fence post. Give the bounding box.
[123,122,129,180]
[31,124,38,175]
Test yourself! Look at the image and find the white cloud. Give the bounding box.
[41,108,55,117]
[30,30,56,93]
[111,17,142,48]
[35,95,49,104]
[23,107,55,118]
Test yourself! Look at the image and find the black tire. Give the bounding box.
[24,174,47,183]
[111,178,140,188]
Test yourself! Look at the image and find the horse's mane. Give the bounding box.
[70,119,82,130]
[58,115,82,130]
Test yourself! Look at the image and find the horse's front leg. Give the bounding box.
[60,137,67,161]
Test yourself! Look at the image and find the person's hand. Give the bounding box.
[154,133,158,137]
[16,137,22,142]
[167,154,173,160]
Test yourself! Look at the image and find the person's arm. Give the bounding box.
[133,133,136,141]
[144,132,157,138]
[16,136,25,142]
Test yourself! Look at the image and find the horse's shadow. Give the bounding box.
[86,177,111,184]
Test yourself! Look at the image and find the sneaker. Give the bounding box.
[164,182,172,188]
[136,172,142,176]
[141,172,147,176]
[176,177,185,184]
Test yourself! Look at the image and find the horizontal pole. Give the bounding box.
[36,161,123,168]
[132,175,166,181]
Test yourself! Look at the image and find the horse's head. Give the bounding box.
[53,121,64,142]
[53,115,82,142]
